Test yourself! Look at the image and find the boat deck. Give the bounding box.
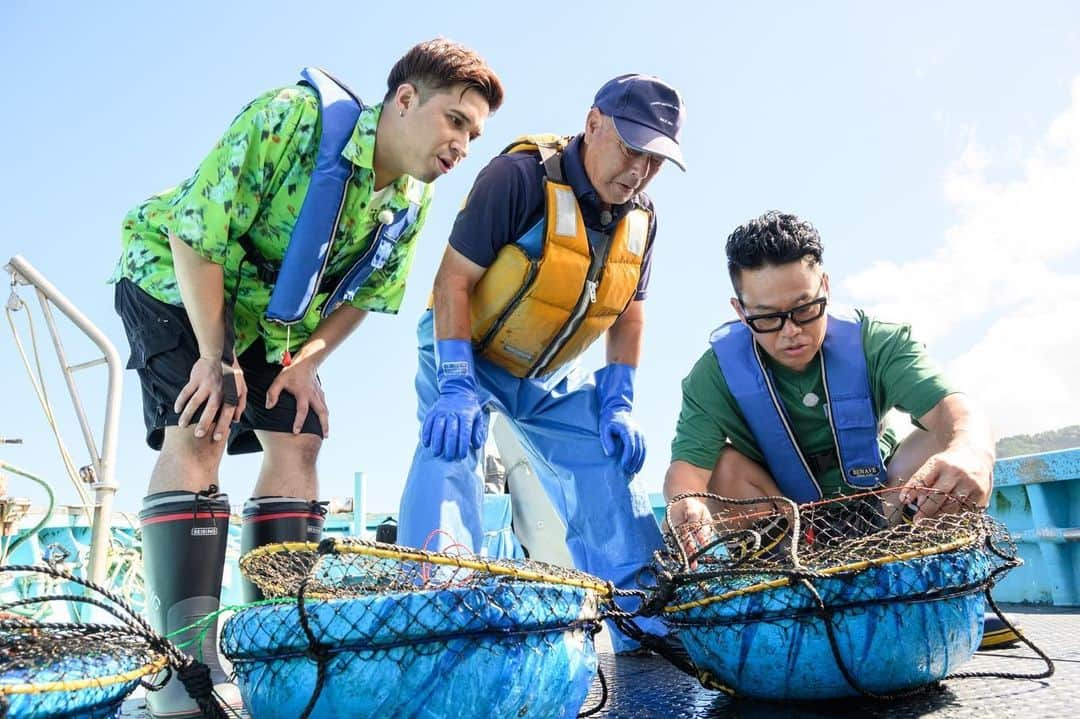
[120,604,1077,718]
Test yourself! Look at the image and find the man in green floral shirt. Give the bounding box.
[112,39,502,717]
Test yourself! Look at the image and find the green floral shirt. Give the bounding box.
[110,85,433,362]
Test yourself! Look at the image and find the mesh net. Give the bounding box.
[645,488,1036,700]
[226,538,612,719]
[662,487,1010,579]
[0,567,171,719]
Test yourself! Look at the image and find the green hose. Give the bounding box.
[0,461,56,564]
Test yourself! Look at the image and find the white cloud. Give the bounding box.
[947,293,1080,438]
[846,77,1080,437]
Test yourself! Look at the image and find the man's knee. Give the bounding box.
[886,429,943,485]
[709,447,776,496]
[261,431,323,470]
[159,427,227,471]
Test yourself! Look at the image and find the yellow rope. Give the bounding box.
[665,537,976,613]
[0,654,168,695]
[244,541,613,595]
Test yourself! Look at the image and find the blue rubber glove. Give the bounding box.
[421,339,488,461]
[597,363,646,474]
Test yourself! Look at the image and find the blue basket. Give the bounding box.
[1,639,165,719]
[222,580,600,719]
[664,547,995,699]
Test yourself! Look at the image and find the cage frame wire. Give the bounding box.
[0,563,233,718]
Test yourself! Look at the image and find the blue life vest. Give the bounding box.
[710,313,886,503]
[262,67,420,324]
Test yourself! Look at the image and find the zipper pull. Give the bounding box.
[282,326,292,367]
[587,280,598,303]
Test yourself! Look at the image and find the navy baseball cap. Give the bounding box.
[593,73,686,171]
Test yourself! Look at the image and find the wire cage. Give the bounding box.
[651,488,1024,700]
[224,538,613,719]
[0,565,170,719]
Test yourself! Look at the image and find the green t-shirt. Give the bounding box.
[670,310,954,497]
[110,85,434,362]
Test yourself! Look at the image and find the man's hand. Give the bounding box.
[422,339,487,461]
[902,394,996,521]
[899,444,994,520]
[596,363,646,474]
[175,356,246,442]
[600,409,647,474]
[667,496,716,557]
[266,356,329,437]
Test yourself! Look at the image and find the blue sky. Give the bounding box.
[2,1,1079,515]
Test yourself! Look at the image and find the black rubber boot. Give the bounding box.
[139,487,243,718]
[239,496,327,602]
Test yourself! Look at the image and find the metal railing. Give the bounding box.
[4,255,122,586]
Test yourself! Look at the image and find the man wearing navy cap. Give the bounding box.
[398,74,686,654]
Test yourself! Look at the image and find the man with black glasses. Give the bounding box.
[663,210,995,534]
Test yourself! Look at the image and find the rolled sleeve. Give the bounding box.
[865,318,954,422]
[448,153,541,268]
[671,351,734,470]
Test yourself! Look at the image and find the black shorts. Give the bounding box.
[114,279,323,454]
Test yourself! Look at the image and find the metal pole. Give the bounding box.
[353,471,367,539]
[4,255,123,586]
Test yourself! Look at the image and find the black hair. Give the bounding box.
[725,211,823,294]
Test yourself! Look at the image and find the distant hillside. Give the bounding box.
[996,425,1080,458]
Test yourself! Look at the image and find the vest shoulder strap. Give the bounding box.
[501,134,573,183]
[263,67,364,325]
[710,314,886,501]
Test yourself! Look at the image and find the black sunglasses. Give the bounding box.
[740,295,828,333]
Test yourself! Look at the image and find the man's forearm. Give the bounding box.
[431,246,486,341]
[664,460,712,500]
[606,300,645,366]
[432,284,473,340]
[295,305,368,368]
[169,233,227,360]
[929,394,995,462]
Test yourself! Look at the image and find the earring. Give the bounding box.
[400,109,405,118]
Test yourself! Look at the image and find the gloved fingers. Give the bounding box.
[599,422,617,457]
[421,412,435,448]
[430,414,448,458]
[443,414,461,461]
[618,425,636,472]
[450,414,469,461]
[471,410,488,450]
[628,432,647,474]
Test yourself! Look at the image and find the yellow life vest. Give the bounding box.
[469,135,652,378]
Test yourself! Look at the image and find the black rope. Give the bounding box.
[295,562,330,719]
[577,665,608,717]
[176,661,230,719]
[798,574,937,700]
[231,617,606,664]
[608,613,701,680]
[0,564,234,717]
[946,590,1056,682]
